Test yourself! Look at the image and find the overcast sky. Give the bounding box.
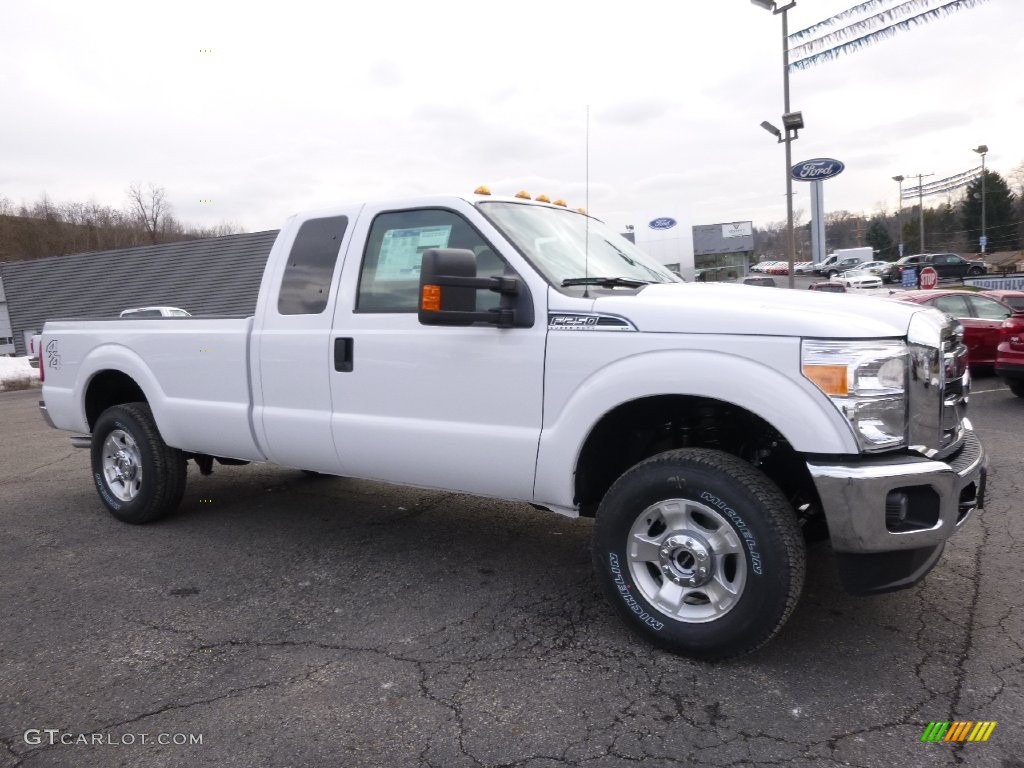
[3,0,1022,236]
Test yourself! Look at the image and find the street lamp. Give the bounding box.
[752,0,799,288]
[892,175,905,258]
[973,144,988,253]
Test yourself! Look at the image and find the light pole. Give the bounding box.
[752,0,799,288]
[973,144,988,253]
[892,175,904,258]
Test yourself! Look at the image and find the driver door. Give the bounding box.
[327,202,548,500]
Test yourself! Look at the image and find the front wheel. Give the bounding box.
[1007,379,1024,398]
[827,270,838,279]
[592,448,805,659]
[91,403,187,524]
[968,267,983,276]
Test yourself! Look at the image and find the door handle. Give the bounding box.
[334,337,354,372]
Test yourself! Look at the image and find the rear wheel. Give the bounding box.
[592,448,805,659]
[91,403,187,524]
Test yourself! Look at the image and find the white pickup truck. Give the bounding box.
[38,192,986,658]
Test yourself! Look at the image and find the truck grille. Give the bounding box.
[907,313,967,459]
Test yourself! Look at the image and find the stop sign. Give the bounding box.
[919,266,938,290]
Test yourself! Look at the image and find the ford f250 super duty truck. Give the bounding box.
[37,192,987,658]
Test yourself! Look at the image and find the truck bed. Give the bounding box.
[41,317,264,461]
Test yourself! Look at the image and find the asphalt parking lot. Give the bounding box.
[2,380,1022,768]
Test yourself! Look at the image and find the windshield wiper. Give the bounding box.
[561,276,651,287]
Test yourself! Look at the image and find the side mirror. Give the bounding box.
[418,248,533,328]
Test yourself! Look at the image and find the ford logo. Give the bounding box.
[648,217,677,230]
[790,158,845,182]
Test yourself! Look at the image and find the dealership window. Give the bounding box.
[277,216,349,315]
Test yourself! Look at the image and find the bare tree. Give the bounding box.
[127,182,172,244]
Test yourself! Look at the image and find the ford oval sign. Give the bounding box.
[790,158,845,182]
[648,217,677,230]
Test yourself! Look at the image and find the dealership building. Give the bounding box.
[0,230,277,357]
[621,215,754,280]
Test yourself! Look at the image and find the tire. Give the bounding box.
[968,267,983,276]
[592,448,805,659]
[91,402,187,524]
[1008,379,1024,398]
[827,270,838,279]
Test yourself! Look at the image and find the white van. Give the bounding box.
[814,247,874,278]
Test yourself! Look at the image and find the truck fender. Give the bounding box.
[75,344,174,440]
[533,349,858,510]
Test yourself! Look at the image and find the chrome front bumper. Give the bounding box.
[807,426,986,555]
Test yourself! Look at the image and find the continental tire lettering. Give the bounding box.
[609,553,665,631]
[699,491,763,575]
[95,472,123,510]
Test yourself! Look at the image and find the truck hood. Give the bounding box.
[586,283,922,338]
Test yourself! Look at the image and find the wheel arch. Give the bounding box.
[533,349,855,514]
[77,345,167,433]
[85,370,148,429]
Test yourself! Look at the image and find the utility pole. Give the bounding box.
[892,175,904,258]
[904,172,934,252]
[973,145,988,252]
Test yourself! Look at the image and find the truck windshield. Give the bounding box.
[478,201,681,287]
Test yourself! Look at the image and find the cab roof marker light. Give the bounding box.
[553,199,568,207]
[535,194,551,203]
[474,185,492,195]
[515,190,532,200]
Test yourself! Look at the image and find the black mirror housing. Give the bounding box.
[418,248,533,328]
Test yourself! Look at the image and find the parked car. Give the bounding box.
[892,289,1013,367]
[793,261,815,275]
[742,276,777,287]
[858,260,891,278]
[767,262,790,275]
[981,290,1024,312]
[887,253,987,285]
[996,310,1024,397]
[808,281,846,293]
[120,306,192,318]
[837,269,883,291]
[751,261,780,273]
[821,256,870,279]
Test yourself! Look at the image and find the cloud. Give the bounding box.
[598,100,673,127]
[368,60,403,88]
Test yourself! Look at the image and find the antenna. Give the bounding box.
[583,104,590,299]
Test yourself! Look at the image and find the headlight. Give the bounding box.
[802,339,908,452]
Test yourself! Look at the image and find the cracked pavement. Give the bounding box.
[1,382,1021,767]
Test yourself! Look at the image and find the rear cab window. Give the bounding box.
[277,216,349,315]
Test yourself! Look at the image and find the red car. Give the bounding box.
[996,311,1024,398]
[892,289,1014,367]
[981,289,1024,312]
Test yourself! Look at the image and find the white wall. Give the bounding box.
[630,211,695,280]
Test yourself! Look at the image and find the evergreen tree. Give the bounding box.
[962,170,1019,252]
[865,219,894,259]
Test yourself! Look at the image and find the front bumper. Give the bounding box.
[807,427,986,594]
